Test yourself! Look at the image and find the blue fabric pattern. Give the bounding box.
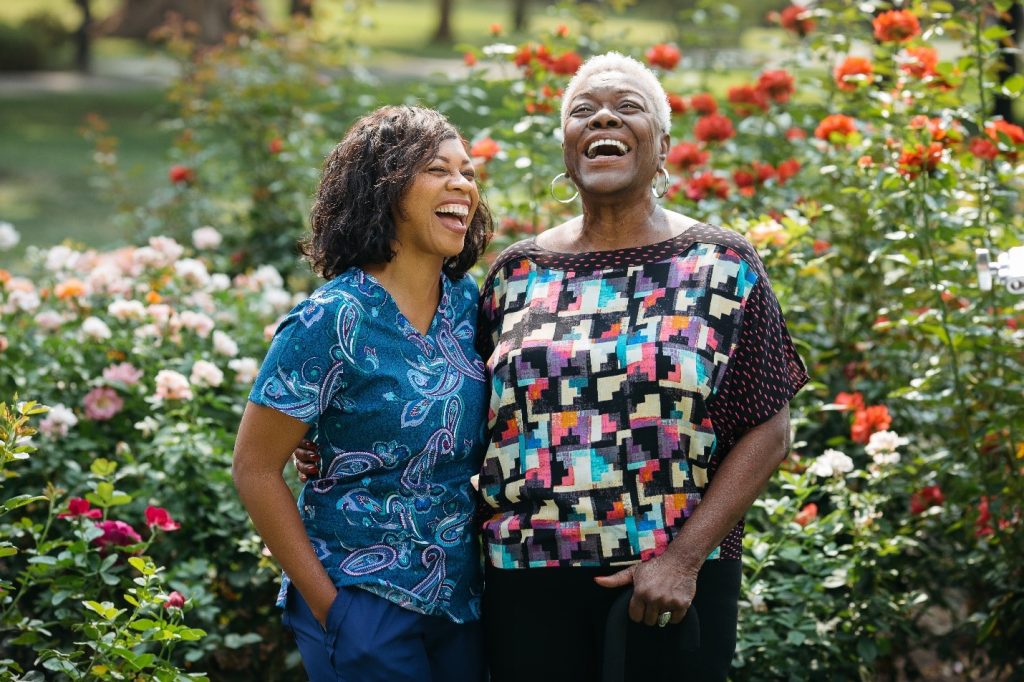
[249,267,488,623]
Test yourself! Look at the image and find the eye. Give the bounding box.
[571,103,593,115]
[461,168,476,180]
[620,101,642,111]
[427,166,447,174]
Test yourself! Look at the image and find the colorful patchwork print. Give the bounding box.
[477,223,807,569]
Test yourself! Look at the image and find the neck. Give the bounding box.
[363,250,444,308]
[576,191,665,251]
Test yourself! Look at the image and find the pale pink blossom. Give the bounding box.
[192,226,222,250]
[44,245,81,272]
[175,258,210,288]
[103,362,143,385]
[208,273,231,292]
[34,310,64,330]
[154,370,193,401]
[146,304,174,325]
[81,316,112,341]
[83,387,124,421]
[807,449,854,478]
[748,219,788,247]
[262,289,292,313]
[149,236,185,262]
[179,310,215,338]
[264,317,285,341]
[190,360,224,388]
[132,246,170,270]
[39,404,78,438]
[252,265,284,290]
[0,221,19,250]
[108,299,147,321]
[229,357,259,384]
[213,330,239,357]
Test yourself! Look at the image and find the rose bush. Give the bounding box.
[3,0,1022,677]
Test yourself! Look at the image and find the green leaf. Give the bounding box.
[0,543,18,558]
[90,458,118,478]
[223,632,261,648]
[1001,74,1024,98]
[130,618,158,631]
[857,638,878,662]
[0,494,46,514]
[982,25,1012,41]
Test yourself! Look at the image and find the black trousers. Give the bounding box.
[483,560,742,682]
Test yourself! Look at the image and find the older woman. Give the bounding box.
[234,106,491,682]
[477,53,807,681]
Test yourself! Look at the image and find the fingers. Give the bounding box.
[593,567,634,588]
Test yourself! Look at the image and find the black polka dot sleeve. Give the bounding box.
[707,275,808,453]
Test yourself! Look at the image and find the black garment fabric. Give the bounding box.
[483,559,742,682]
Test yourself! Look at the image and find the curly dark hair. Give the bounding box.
[302,106,493,280]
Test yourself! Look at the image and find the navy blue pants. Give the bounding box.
[283,586,484,682]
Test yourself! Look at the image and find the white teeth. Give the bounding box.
[587,139,630,157]
[436,204,469,216]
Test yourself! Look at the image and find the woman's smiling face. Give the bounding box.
[562,70,669,199]
[393,137,480,263]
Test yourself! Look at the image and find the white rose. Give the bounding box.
[191,226,223,250]
[0,221,20,250]
[213,330,239,357]
[190,360,224,388]
[174,258,210,288]
[108,299,147,321]
[81,316,112,341]
[807,448,854,478]
[229,357,259,385]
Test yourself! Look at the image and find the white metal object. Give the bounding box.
[977,247,1024,295]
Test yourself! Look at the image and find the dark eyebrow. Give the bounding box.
[433,153,473,167]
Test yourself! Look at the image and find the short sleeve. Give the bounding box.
[248,298,346,425]
[708,275,808,449]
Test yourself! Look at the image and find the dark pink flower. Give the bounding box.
[164,591,186,609]
[145,505,181,532]
[93,520,142,553]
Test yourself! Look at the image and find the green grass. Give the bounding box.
[0,89,171,255]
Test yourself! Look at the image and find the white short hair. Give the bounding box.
[560,51,671,135]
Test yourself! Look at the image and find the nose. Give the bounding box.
[447,170,474,192]
[589,107,622,129]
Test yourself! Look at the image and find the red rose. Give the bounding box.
[834,391,865,412]
[470,137,500,162]
[145,505,181,532]
[555,24,569,38]
[489,23,503,36]
[969,137,999,161]
[776,158,801,183]
[985,120,1024,150]
[851,405,892,444]
[873,10,921,43]
[975,497,993,537]
[834,56,874,91]
[778,4,815,36]
[901,46,938,79]
[689,93,718,115]
[757,69,795,104]
[666,142,709,171]
[795,503,818,526]
[549,51,583,75]
[646,43,681,70]
[513,44,533,68]
[812,239,831,255]
[727,84,769,116]
[898,142,943,179]
[168,165,193,184]
[814,114,857,143]
[463,52,477,67]
[58,497,102,520]
[694,113,735,143]
[684,172,731,201]
[785,127,807,141]
[267,138,283,154]
[667,93,688,114]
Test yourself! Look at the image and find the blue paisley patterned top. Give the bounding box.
[249,267,488,623]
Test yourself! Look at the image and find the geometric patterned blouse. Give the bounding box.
[476,223,808,570]
[249,267,488,623]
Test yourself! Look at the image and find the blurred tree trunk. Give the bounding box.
[74,0,92,72]
[100,0,262,44]
[511,0,528,31]
[290,0,313,18]
[993,1,1021,124]
[433,0,454,44]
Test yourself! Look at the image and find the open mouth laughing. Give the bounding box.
[585,138,631,159]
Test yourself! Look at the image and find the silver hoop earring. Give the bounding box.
[550,172,579,204]
[652,167,670,199]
